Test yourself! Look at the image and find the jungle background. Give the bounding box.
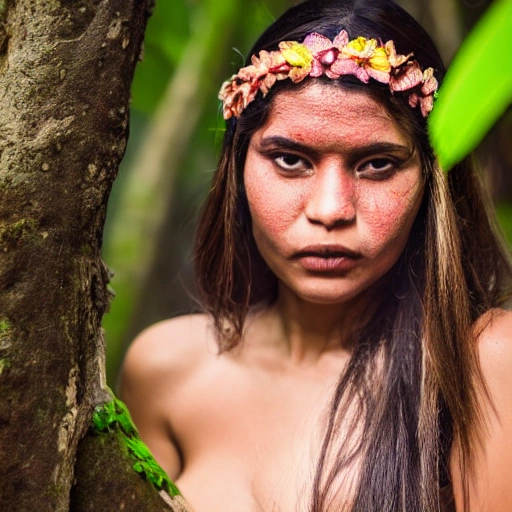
[103,0,512,388]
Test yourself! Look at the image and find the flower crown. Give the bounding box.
[219,30,438,120]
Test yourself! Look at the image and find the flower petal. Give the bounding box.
[344,37,378,59]
[325,67,342,79]
[237,65,260,82]
[366,65,390,84]
[262,50,288,71]
[343,36,367,56]
[369,47,391,72]
[390,62,423,91]
[240,83,258,108]
[218,77,236,101]
[421,67,438,95]
[332,30,349,49]
[288,66,312,83]
[355,66,371,83]
[260,73,278,96]
[303,32,333,54]
[419,95,434,117]
[310,59,325,77]
[279,41,313,68]
[330,56,362,77]
[385,40,413,68]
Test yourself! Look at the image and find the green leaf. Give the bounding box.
[113,398,138,436]
[91,401,117,433]
[125,437,153,461]
[91,396,182,497]
[428,0,512,171]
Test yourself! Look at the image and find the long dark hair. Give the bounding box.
[194,0,512,510]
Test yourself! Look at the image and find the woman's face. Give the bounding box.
[243,82,424,306]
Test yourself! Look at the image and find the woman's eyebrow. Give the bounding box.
[348,142,414,161]
[258,136,321,159]
[258,135,413,160]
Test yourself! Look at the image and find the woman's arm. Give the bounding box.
[452,308,512,511]
[119,319,197,479]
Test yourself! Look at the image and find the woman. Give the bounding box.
[120,0,512,510]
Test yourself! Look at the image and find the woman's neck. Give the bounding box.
[259,283,382,366]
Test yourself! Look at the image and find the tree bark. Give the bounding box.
[0,1,187,510]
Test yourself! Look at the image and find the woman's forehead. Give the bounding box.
[254,82,413,150]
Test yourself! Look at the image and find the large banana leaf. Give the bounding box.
[428,0,512,171]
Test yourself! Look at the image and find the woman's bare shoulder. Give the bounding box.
[121,314,216,382]
[457,308,512,509]
[475,308,512,376]
[119,314,217,478]
[473,308,512,421]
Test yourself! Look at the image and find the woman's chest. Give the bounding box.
[170,363,341,512]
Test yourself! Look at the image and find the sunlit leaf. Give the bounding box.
[428,0,512,171]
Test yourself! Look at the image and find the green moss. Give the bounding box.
[0,219,38,249]
[36,405,53,425]
[44,482,65,501]
[81,244,93,256]
[0,318,12,349]
[0,358,10,375]
[92,396,181,497]
[0,319,11,333]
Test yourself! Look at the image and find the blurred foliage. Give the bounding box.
[496,203,512,248]
[429,0,512,170]
[102,0,512,388]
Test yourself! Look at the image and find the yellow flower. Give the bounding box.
[345,37,378,57]
[279,41,313,68]
[369,47,391,72]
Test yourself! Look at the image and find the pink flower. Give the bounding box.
[407,67,438,116]
[409,93,434,118]
[218,50,291,119]
[421,67,438,95]
[302,31,348,78]
[218,79,259,119]
[390,61,423,92]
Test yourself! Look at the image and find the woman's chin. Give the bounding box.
[278,273,390,309]
[281,283,368,307]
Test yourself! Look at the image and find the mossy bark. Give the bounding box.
[0,1,186,510]
[71,429,188,512]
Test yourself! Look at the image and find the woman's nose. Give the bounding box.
[304,166,356,229]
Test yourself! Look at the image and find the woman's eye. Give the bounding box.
[358,158,397,179]
[273,154,310,172]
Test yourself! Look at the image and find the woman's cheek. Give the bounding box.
[246,177,307,235]
[359,186,422,252]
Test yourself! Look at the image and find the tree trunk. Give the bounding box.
[0,1,188,510]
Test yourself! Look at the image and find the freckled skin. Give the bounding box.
[244,82,424,306]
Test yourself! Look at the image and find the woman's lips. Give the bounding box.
[292,245,362,274]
